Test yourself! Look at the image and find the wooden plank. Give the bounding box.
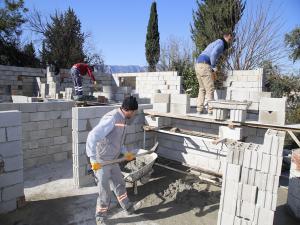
[288,130,300,148]
[144,110,300,133]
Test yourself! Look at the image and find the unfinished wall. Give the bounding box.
[0,111,24,214]
[0,65,46,102]
[112,71,182,103]
[224,68,270,112]
[0,102,73,168]
[72,104,153,188]
[47,68,113,99]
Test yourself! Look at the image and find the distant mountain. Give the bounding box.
[105,65,147,73]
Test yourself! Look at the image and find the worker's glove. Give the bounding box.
[124,152,135,161]
[91,162,102,171]
[93,81,97,85]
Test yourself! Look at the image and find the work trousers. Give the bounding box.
[95,164,130,217]
[70,67,83,96]
[194,63,215,112]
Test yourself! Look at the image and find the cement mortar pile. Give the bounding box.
[123,157,147,173]
[160,176,219,206]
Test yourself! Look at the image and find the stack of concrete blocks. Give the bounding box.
[223,69,273,119]
[152,93,170,113]
[170,94,190,115]
[40,83,49,98]
[72,104,153,188]
[209,100,250,122]
[0,65,46,102]
[259,97,286,126]
[0,102,73,168]
[133,71,181,102]
[217,129,286,225]
[0,111,24,214]
[287,149,300,219]
[46,67,60,99]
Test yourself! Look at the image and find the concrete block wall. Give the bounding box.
[288,149,300,219]
[0,102,73,168]
[224,68,271,111]
[47,68,113,99]
[134,71,182,102]
[0,65,46,102]
[72,104,153,188]
[217,129,286,225]
[157,132,228,174]
[0,110,24,214]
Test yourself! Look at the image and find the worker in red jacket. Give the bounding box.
[70,63,97,100]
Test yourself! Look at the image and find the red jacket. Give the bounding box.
[73,63,95,81]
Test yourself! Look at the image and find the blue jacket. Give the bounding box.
[196,39,225,69]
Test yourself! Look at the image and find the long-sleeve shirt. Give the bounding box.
[196,39,225,69]
[86,115,115,163]
[73,63,96,81]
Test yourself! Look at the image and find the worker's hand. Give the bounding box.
[124,152,135,161]
[211,71,217,81]
[93,81,97,85]
[91,162,102,171]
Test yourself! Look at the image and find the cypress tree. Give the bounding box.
[145,1,160,72]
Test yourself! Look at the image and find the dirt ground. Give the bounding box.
[0,159,298,225]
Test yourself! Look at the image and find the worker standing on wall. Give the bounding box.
[86,96,141,225]
[70,63,97,101]
[195,32,232,114]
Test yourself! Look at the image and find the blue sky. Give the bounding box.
[23,0,300,70]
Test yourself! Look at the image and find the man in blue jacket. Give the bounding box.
[195,33,232,114]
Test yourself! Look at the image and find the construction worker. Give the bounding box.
[195,32,232,114]
[70,63,97,101]
[86,96,140,225]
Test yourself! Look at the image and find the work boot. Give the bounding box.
[124,201,142,215]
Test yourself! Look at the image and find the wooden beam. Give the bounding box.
[288,130,300,148]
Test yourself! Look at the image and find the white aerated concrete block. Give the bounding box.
[153,103,170,113]
[259,97,286,126]
[0,111,21,127]
[170,103,190,115]
[219,126,243,141]
[6,126,22,141]
[145,116,171,127]
[152,93,170,103]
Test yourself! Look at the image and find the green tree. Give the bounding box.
[285,27,300,62]
[191,0,245,57]
[43,8,85,68]
[145,1,160,72]
[0,0,30,66]
[0,0,27,43]
[23,42,40,67]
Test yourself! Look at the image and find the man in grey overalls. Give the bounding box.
[86,96,139,224]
